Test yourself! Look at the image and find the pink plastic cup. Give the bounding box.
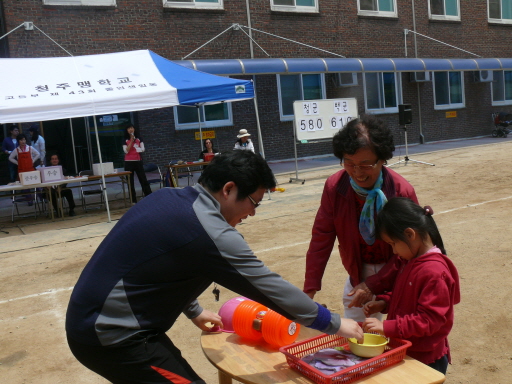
[218,297,251,333]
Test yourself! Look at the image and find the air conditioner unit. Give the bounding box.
[473,70,493,82]
[336,73,358,87]
[409,72,431,82]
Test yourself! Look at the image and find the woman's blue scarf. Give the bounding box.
[350,171,387,245]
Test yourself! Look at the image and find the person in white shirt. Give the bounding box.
[29,125,46,166]
[9,133,40,205]
[123,123,152,203]
[233,129,255,153]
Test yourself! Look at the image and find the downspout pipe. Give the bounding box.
[411,0,425,144]
[245,0,265,158]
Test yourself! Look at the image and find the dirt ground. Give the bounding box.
[1,140,512,384]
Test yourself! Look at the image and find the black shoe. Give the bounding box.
[69,209,76,217]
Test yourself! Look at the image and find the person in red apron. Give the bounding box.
[9,133,40,204]
[123,123,152,203]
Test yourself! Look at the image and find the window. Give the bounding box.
[277,74,326,120]
[358,0,397,17]
[429,0,460,21]
[163,0,223,10]
[336,73,358,87]
[271,0,319,13]
[492,71,512,105]
[489,0,512,23]
[363,72,402,114]
[174,103,232,130]
[43,0,115,5]
[433,71,464,109]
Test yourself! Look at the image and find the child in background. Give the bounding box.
[362,197,460,375]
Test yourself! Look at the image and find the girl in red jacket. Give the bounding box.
[363,197,460,375]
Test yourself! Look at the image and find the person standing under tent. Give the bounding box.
[29,125,46,167]
[199,138,219,161]
[9,133,40,205]
[66,150,363,384]
[122,123,152,204]
[2,125,19,182]
[233,129,255,152]
[303,115,418,322]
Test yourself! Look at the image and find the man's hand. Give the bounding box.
[363,318,384,335]
[305,290,316,300]
[335,318,364,343]
[347,282,373,308]
[190,309,223,332]
[363,300,386,317]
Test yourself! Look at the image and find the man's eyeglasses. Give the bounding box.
[247,195,261,208]
[341,160,380,171]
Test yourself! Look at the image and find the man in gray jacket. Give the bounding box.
[66,150,363,384]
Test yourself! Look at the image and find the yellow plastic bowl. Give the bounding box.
[348,333,388,358]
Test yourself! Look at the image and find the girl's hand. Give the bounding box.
[362,318,384,335]
[363,300,386,317]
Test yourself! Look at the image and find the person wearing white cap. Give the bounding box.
[233,129,255,153]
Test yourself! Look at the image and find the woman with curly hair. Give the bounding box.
[303,115,419,322]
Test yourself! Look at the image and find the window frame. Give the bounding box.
[163,0,224,10]
[491,70,512,106]
[428,0,461,21]
[357,0,398,18]
[271,0,319,13]
[363,72,402,114]
[488,0,512,24]
[433,71,465,110]
[336,73,359,87]
[173,103,233,130]
[277,73,327,121]
[42,0,116,5]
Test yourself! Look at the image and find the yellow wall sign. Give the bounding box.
[445,111,457,118]
[195,130,216,140]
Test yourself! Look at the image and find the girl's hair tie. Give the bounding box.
[424,206,434,216]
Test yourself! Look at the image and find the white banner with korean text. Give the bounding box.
[0,50,179,123]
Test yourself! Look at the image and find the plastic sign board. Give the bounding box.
[195,130,216,140]
[92,162,114,176]
[40,166,65,183]
[293,98,358,142]
[20,170,41,186]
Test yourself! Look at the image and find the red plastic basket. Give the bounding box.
[279,333,412,384]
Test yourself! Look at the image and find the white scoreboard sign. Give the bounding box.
[293,98,358,142]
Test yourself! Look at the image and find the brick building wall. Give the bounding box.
[2,1,512,165]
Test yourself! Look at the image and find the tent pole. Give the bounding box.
[92,117,111,223]
[69,118,78,174]
[252,77,265,158]
[197,106,203,151]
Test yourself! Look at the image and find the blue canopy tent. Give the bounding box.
[0,50,255,221]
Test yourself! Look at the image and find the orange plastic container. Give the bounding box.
[261,309,300,348]
[232,300,267,341]
[231,300,301,347]
[218,297,251,333]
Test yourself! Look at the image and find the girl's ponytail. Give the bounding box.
[376,198,446,255]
